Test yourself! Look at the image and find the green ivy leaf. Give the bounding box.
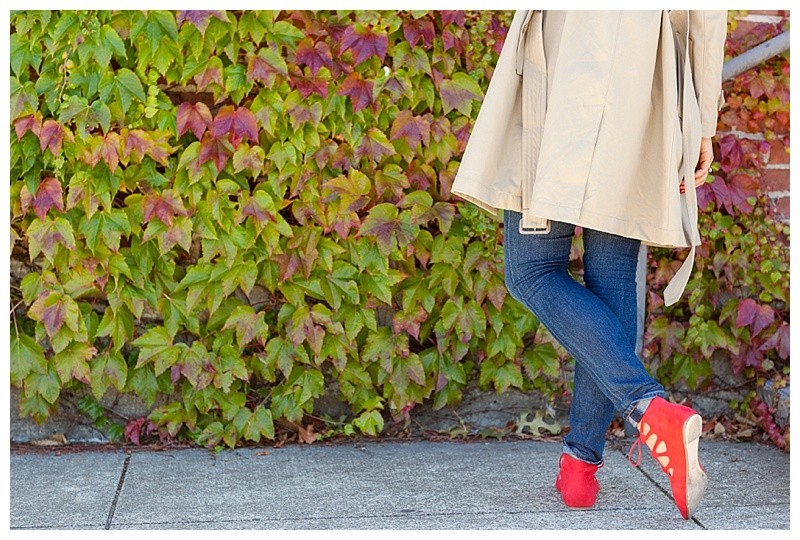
[223,305,269,347]
[353,409,384,436]
[23,364,61,405]
[98,68,146,115]
[80,208,132,254]
[90,350,128,399]
[127,365,159,407]
[11,332,47,385]
[10,33,42,77]
[270,20,305,49]
[132,326,183,375]
[53,341,96,385]
[521,343,560,379]
[243,405,275,442]
[100,24,127,60]
[96,305,135,351]
[58,96,111,139]
[11,77,39,120]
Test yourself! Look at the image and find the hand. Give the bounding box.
[680,137,714,194]
[694,137,714,186]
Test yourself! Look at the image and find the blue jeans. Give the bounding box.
[502,209,665,465]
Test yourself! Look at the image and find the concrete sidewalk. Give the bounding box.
[9,438,790,530]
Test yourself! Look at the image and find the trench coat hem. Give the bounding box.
[528,198,694,249]
[451,183,520,218]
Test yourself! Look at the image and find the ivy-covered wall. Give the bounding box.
[9,10,789,450]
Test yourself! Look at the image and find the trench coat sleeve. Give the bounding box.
[688,11,727,138]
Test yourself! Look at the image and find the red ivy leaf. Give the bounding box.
[15,113,42,140]
[393,305,427,341]
[736,298,776,337]
[403,17,435,49]
[727,174,759,213]
[146,131,174,166]
[340,25,388,65]
[746,70,777,100]
[176,10,226,34]
[390,110,431,149]
[439,73,483,115]
[695,182,715,210]
[21,177,64,221]
[754,398,786,448]
[313,140,338,170]
[708,176,733,213]
[28,291,75,336]
[331,142,355,171]
[212,106,259,147]
[359,203,416,255]
[406,161,435,192]
[143,190,189,227]
[452,117,472,153]
[197,132,233,172]
[101,133,121,173]
[759,323,790,359]
[324,21,348,45]
[486,278,507,311]
[246,47,288,87]
[431,66,444,90]
[176,102,212,140]
[247,54,275,86]
[489,17,509,55]
[731,344,764,374]
[295,37,333,76]
[274,253,302,282]
[122,129,151,163]
[719,134,743,173]
[38,120,64,157]
[442,27,468,55]
[124,417,146,446]
[241,199,270,224]
[290,68,330,99]
[337,72,374,113]
[194,63,223,91]
[356,128,395,162]
[440,11,466,27]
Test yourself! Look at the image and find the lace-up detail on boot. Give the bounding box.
[628,397,708,520]
[555,453,601,509]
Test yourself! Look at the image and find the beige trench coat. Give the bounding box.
[451,10,727,305]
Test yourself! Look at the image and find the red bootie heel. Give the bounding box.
[629,397,707,519]
[555,453,601,509]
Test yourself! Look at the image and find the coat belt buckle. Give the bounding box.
[519,220,551,235]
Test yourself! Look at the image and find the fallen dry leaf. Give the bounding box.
[30,432,68,446]
[297,423,318,444]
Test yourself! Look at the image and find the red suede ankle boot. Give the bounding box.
[555,453,601,509]
[629,397,707,519]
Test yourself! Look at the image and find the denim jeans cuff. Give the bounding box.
[561,442,604,467]
[623,391,666,433]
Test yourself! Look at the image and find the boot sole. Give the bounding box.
[683,413,707,519]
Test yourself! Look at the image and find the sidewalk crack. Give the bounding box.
[617,448,706,529]
[105,450,132,530]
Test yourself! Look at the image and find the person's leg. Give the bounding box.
[502,209,664,431]
[502,209,705,518]
[562,227,655,465]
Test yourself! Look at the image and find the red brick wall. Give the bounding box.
[722,10,790,222]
